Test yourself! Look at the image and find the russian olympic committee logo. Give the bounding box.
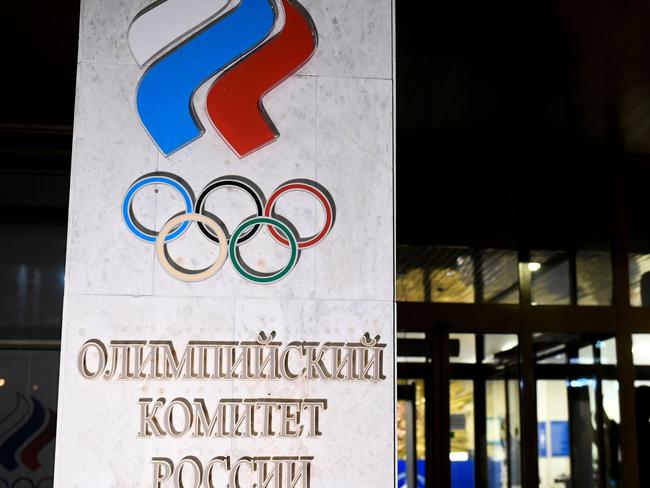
[128,0,318,158]
[122,173,335,284]
[0,392,56,488]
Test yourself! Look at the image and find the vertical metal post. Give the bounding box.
[473,249,485,304]
[519,331,538,488]
[424,266,432,303]
[504,367,513,488]
[611,168,640,488]
[518,260,539,488]
[569,247,578,306]
[440,331,451,488]
[615,333,638,488]
[594,344,608,488]
[425,332,437,488]
[475,334,488,487]
[428,327,451,487]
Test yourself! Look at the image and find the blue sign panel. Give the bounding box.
[397,459,426,488]
[451,459,475,488]
[551,420,570,457]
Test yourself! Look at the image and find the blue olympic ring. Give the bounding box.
[122,175,194,243]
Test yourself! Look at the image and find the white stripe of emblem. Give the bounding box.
[128,0,236,67]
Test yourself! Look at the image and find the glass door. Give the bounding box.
[534,334,620,488]
[449,334,521,488]
[398,380,426,488]
[397,331,523,488]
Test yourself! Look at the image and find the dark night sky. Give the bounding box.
[3,0,650,250]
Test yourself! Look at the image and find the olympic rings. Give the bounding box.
[230,217,299,284]
[156,213,228,282]
[0,476,54,488]
[0,478,53,488]
[122,173,336,284]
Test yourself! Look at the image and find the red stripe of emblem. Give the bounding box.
[206,0,317,158]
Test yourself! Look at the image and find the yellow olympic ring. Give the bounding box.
[155,213,228,282]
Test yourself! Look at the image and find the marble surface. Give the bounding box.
[79,0,392,79]
[56,0,395,486]
[65,63,158,296]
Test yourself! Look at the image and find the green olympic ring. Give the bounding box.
[229,216,299,284]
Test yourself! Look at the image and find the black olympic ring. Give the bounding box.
[194,176,266,244]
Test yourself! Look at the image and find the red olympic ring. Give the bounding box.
[264,182,333,249]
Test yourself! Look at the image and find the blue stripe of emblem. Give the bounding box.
[136,0,276,156]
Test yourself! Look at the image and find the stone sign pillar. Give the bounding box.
[54,0,395,486]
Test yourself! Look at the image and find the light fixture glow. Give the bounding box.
[528,262,541,272]
[450,451,470,462]
[0,378,5,388]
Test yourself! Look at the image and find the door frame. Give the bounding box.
[397,235,642,487]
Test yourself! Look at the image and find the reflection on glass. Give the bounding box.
[0,350,60,486]
[632,334,650,365]
[449,334,521,488]
[483,335,518,364]
[530,251,571,306]
[486,381,508,488]
[450,333,477,364]
[576,251,613,306]
[602,380,621,486]
[632,334,650,485]
[451,380,475,488]
[598,338,618,366]
[629,254,650,306]
[485,336,521,488]
[537,380,572,486]
[534,334,620,488]
[0,224,66,333]
[507,379,522,488]
[397,246,519,304]
[397,267,427,302]
[397,379,426,488]
[450,333,518,365]
[398,247,613,306]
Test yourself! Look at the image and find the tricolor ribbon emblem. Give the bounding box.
[129,0,318,158]
[0,393,56,473]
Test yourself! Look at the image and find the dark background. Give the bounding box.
[396,0,650,252]
[2,2,650,487]
[2,0,650,320]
